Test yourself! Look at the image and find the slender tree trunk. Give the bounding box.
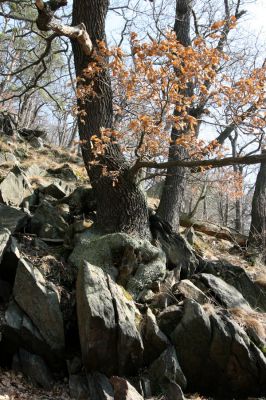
[157,0,192,231]
[249,149,266,255]
[71,0,150,237]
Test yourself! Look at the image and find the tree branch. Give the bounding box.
[131,153,266,174]
[35,0,92,55]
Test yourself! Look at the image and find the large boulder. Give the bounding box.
[87,372,114,400]
[110,376,144,400]
[30,200,68,239]
[148,346,187,393]
[0,166,32,207]
[13,259,65,352]
[198,260,266,312]
[1,301,63,369]
[194,273,252,310]
[171,299,266,397]
[70,232,166,298]
[0,204,29,233]
[141,308,170,365]
[15,349,53,390]
[77,262,143,376]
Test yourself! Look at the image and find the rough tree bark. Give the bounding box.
[157,0,193,231]
[71,0,150,237]
[249,149,266,256]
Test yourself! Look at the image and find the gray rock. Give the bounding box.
[0,166,32,207]
[171,299,266,397]
[0,228,10,264]
[47,163,77,181]
[70,232,166,298]
[77,262,143,376]
[3,301,62,369]
[141,308,170,365]
[13,259,65,352]
[0,204,29,233]
[157,305,183,337]
[87,372,114,400]
[196,273,252,310]
[0,236,20,284]
[0,280,11,302]
[24,164,45,179]
[0,112,14,136]
[198,260,266,312]
[0,152,18,166]
[108,276,144,375]
[110,376,144,400]
[29,136,43,149]
[176,279,209,304]
[18,349,53,389]
[18,128,47,140]
[30,200,68,239]
[41,182,67,200]
[161,381,186,400]
[149,346,187,393]
[69,374,90,400]
[62,186,95,215]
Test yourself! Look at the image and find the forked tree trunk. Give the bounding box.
[249,149,266,254]
[157,0,193,231]
[71,0,150,237]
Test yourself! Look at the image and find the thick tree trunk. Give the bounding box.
[71,0,150,237]
[249,149,266,255]
[157,0,192,231]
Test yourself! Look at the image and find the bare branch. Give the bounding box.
[35,0,92,55]
[131,153,266,175]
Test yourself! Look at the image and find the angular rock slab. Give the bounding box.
[176,279,209,305]
[0,204,29,233]
[13,259,65,352]
[30,200,68,239]
[171,299,266,397]
[195,273,252,310]
[198,260,266,312]
[77,262,143,376]
[87,372,114,400]
[141,308,170,365]
[110,376,144,400]
[0,166,32,207]
[149,346,187,393]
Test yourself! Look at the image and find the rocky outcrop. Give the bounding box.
[70,232,166,298]
[30,200,68,239]
[13,259,65,352]
[77,262,143,376]
[198,260,266,312]
[0,166,32,207]
[0,204,29,233]
[171,299,266,397]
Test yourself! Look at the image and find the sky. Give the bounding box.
[246,0,266,37]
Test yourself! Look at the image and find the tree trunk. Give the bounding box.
[249,149,266,254]
[157,0,192,231]
[71,0,150,237]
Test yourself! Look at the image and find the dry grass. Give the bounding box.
[254,274,266,289]
[229,307,266,341]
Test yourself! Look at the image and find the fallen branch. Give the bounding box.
[180,214,248,246]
